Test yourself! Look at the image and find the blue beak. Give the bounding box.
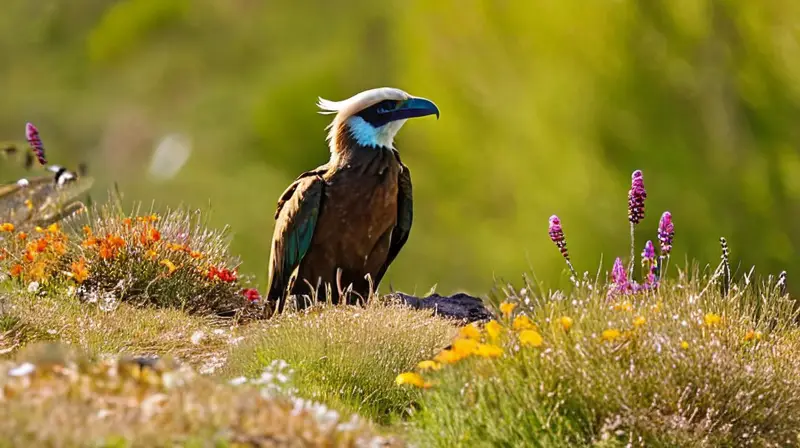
[393,97,440,121]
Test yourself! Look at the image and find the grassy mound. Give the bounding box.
[0,343,403,447]
[0,286,234,371]
[404,267,800,447]
[224,302,459,424]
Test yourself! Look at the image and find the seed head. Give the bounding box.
[658,211,674,256]
[627,170,647,225]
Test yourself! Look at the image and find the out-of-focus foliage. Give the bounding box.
[1,0,799,295]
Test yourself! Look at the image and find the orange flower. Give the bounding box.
[160,259,177,274]
[82,236,98,248]
[122,217,132,228]
[82,225,92,236]
[70,258,89,283]
[34,238,48,252]
[99,245,114,259]
[9,264,23,277]
[189,250,203,259]
[17,232,27,241]
[0,223,14,232]
[149,227,161,243]
[24,250,36,262]
[51,240,67,255]
[108,235,125,248]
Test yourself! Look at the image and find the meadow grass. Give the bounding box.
[0,284,233,370]
[0,343,403,447]
[405,265,800,447]
[224,301,459,425]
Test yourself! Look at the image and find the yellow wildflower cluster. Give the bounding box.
[395,300,561,389]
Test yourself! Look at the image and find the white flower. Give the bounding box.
[228,376,247,386]
[9,362,35,377]
[27,281,40,293]
[190,331,205,345]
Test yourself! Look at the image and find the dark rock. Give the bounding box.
[387,292,494,324]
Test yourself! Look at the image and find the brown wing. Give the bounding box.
[267,168,327,313]
[373,153,412,288]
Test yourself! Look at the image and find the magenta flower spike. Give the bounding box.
[641,240,655,265]
[608,256,633,297]
[657,211,674,256]
[641,240,657,286]
[627,170,647,276]
[548,214,578,279]
[25,122,47,166]
[628,170,647,225]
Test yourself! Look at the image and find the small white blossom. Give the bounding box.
[27,281,40,293]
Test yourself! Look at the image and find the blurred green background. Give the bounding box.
[2,0,799,296]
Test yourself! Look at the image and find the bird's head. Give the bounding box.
[317,87,439,154]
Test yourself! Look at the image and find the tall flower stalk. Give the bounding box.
[627,170,647,276]
[548,215,578,279]
[641,240,657,286]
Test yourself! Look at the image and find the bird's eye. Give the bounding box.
[376,100,400,114]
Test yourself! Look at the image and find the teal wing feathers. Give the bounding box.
[267,171,326,313]
[374,156,412,287]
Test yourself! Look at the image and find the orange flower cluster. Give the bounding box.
[6,223,69,282]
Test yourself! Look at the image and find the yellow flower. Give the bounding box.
[395,372,430,388]
[632,316,646,327]
[680,340,689,350]
[704,313,721,327]
[560,316,574,331]
[160,259,177,274]
[459,324,481,341]
[416,360,441,371]
[601,329,621,342]
[519,329,543,347]
[145,249,157,259]
[744,330,762,342]
[434,349,464,364]
[452,338,479,357]
[512,315,535,331]
[46,223,59,233]
[34,226,44,233]
[485,320,503,341]
[613,301,633,312]
[475,343,503,358]
[0,223,14,232]
[499,301,517,319]
[24,199,32,210]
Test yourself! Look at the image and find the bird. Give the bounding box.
[266,87,440,315]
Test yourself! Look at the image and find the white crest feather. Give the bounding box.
[317,87,411,152]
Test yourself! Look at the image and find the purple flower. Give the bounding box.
[641,240,655,264]
[658,211,674,256]
[627,170,646,225]
[548,214,578,278]
[611,257,627,286]
[607,256,634,297]
[548,215,568,260]
[25,122,47,166]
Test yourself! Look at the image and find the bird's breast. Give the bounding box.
[311,160,400,270]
